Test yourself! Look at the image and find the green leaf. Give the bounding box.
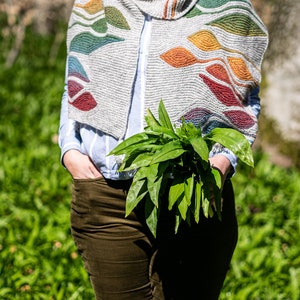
[147,163,167,207]
[184,175,194,206]
[151,140,186,164]
[178,120,201,139]
[202,197,211,218]
[145,107,161,128]
[108,132,157,155]
[190,137,209,163]
[158,99,175,131]
[211,168,222,219]
[145,198,159,238]
[174,214,182,234]
[125,179,148,216]
[178,193,191,220]
[120,152,154,171]
[168,178,185,210]
[194,180,202,223]
[204,128,254,167]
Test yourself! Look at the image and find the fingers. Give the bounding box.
[63,150,102,179]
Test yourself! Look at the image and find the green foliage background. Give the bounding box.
[1,24,300,300]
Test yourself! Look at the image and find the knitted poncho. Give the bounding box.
[66,0,268,143]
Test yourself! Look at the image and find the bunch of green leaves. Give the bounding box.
[109,100,254,237]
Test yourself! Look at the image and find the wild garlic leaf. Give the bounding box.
[194,180,202,223]
[146,163,161,208]
[168,178,185,210]
[108,132,154,155]
[125,179,148,216]
[145,107,161,128]
[120,152,154,171]
[178,194,189,220]
[113,140,161,157]
[184,175,194,206]
[158,99,175,132]
[211,168,222,219]
[190,137,209,163]
[145,199,158,238]
[151,140,186,164]
[205,128,254,167]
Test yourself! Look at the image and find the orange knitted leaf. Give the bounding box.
[206,64,231,85]
[227,57,254,82]
[160,47,198,68]
[75,0,104,15]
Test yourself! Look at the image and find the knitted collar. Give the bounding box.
[132,0,198,19]
[66,0,268,142]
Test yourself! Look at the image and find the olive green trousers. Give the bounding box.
[70,177,238,300]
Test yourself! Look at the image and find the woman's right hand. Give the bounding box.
[63,149,103,179]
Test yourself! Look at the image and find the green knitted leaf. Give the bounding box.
[105,6,130,30]
[209,13,267,37]
[70,18,108,33]
[70,32,124,55]
[196,0,247,8]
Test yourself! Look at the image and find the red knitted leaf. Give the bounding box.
[199,74,242,107]
[69,92,97,111]
[224,110,255,129]
[68,80,83,98]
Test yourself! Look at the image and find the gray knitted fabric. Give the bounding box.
[66,0,268,143]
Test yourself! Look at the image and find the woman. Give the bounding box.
[59,0,268,299]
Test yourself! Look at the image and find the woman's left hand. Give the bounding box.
[209,155,232,189]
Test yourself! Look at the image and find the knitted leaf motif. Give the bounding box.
[105,6,130,30]
[75,0,104,14]
[206,64,231,85]
[185,7,203,18]
[69,92,97,111]
[224,110,256,129]
[188,30,255,82]
[227,57,255,82]
[160,47,199,68]
[197,0,250,8]
[199,74,242,107]
[68,81,84,98]
[189,30,221,51]
[70,17,107,33]
[70,32,124,55]
[208,14,267,37]
[68,56,90,82]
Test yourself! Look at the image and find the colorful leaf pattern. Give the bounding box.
[160,0,267,131]
[68,0,130,111]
